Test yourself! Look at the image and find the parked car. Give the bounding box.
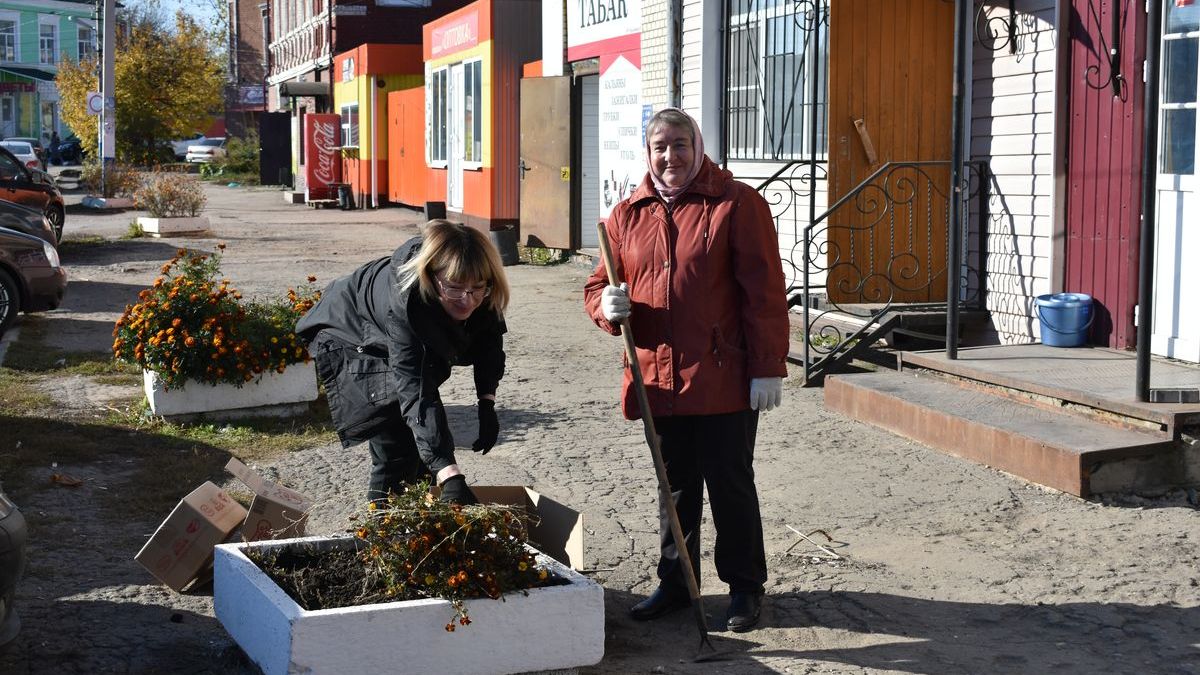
[0,480,28,647]
[0,200,57,247]
[171,133,206,160]
[0,226,65,336]
[185,137,226,163]
[0,141,39,170]
[50,134,84,165]
[0,145,65,242]
[2,137,45,170]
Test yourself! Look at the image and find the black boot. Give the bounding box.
[629,585,691,621]
[726,591,764,632]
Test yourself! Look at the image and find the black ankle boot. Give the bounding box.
[726,591,764,632]
[629,585,691,621]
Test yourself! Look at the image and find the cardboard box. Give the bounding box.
[435,485,586,571]
[225,458,313,542]
[134,481,248,591]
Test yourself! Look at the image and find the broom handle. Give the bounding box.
[595,222,709,629]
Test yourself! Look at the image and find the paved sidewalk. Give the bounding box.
[1,183,1197,674]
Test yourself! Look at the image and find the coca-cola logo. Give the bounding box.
[311,120,337,185]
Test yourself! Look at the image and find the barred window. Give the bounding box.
[726,0,828,161]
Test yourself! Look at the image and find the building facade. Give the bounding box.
[0,0,95,141]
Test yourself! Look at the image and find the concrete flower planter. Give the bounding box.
[143,361,317,419]
[136,215,209,236]
[213,535,605,675]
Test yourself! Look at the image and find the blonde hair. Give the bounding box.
[397,220,510,313]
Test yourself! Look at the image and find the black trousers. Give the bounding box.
[367,413,433,503]
[653,409,767,595]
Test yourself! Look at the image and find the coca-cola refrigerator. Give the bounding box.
[303,113,341,202]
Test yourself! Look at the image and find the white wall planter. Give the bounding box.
[214,535,605,675]
[137,215,209,236]
[143,361,317,419]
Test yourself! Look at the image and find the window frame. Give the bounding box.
[0,13,17,63]
[340,103,359,149]
[428,66,448,168]
[462,58,483,169]
[38,18,58,65]
[76,21,96,62]
[1160,1,1199,177]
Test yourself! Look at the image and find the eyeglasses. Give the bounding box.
[436,278,491,301]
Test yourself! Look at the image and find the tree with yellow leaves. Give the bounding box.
[56,11,223,165]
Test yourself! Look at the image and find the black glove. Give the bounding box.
[439,475,478,505]
[472,398,499,454]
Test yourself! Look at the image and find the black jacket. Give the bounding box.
[294,237,506,473]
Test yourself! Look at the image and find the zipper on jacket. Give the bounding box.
[711,326,723,368]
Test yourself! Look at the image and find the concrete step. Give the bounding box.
[825,371,1180,496]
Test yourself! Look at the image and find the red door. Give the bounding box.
[1063,0,1146,348]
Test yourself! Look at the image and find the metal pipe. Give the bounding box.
[804,1,823,377]
[1136,0,1163,401]
[371,73,378,208]
[946,0,969,359]
[667,0,681,108]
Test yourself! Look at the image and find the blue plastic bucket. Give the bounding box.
[1034,292,1093,347]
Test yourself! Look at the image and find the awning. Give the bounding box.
[0,66,55,82]
[278,81,329,98]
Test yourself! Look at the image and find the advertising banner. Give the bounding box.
[304,113,341,201]
[598,55,643,218]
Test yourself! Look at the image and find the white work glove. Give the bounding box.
[749,377,783,412]
[600,283,631,322]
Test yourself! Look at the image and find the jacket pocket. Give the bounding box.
[346,349,392,407]
[710,325,747,369]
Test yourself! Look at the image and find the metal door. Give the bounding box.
[519,76,574,249]
[258,112,291,186]
[448,62,464,211]
[1152,0,1199,362]
[579,75,600,248]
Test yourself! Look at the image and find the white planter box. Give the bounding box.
[137,215,209,236]
[214,535,605,675]
[143,362,317,418]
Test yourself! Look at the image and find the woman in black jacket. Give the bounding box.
[295,220,509,505]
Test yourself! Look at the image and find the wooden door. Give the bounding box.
[827,0,955,304]
[519,76,574,249]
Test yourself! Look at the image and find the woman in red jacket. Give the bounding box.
[584,108,789,632]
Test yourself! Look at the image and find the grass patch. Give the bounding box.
[124,221,145,239]
[56,235,110,253]
[517,244,569,266]
[0,368,54,413]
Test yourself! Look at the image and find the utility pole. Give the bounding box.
[100,0,116,173]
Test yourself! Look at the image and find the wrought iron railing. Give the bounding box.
[760,160,990,383]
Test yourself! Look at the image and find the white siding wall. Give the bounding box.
[971,0,1059,343]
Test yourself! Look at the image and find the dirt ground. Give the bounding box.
[1,183,1198,674]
